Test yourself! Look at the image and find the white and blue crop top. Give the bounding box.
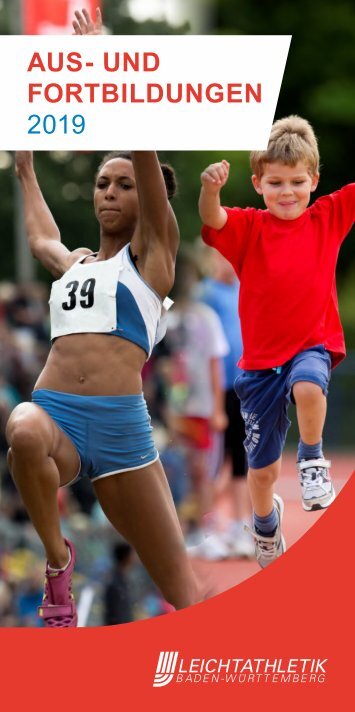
[49,244,172,358]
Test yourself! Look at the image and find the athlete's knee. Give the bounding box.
[7,447,13,474]
[6,404,49,454]
[293,381,324,405]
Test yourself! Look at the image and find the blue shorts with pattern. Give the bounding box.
[32,389,158,484]
[234,345,332,469]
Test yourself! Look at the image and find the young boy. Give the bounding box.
[199,115,355,568]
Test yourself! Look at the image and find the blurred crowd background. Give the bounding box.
[0,0,354,626]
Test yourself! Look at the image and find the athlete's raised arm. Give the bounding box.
[15,151,90,278]
[72,7,103,35]
[131,152,180,296]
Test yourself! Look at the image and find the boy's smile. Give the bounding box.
[252,161,319,220]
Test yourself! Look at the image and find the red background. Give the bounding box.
[1,471,353,711]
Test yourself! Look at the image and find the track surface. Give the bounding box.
[191,450,354,596]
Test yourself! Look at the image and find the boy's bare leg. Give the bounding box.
[292,381,326,443]
[247,458,281,516]
[246,458,285,567]
[292,381,334,510]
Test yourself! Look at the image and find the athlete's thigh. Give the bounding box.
[6,402,80,486]
[93,459,187,568]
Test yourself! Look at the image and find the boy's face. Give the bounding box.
[252,161,319,220]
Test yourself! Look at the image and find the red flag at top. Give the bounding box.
[22,0,101,35]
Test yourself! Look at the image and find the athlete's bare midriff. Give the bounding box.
[34,333,146,396]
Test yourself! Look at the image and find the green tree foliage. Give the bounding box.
[213,0,355,341]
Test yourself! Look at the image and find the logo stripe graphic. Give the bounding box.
[153,652,179,687]
[167,651,175,673]
[161,651,169,673]
[156,651,165,674]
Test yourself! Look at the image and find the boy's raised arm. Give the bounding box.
[199,160,230,230]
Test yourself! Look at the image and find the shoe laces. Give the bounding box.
[302,466,327,484]
[244,525,279,562]
[299,459,330,488]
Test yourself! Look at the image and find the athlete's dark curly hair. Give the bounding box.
[96,151,177,200]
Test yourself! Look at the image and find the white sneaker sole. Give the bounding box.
[302,484,336,511]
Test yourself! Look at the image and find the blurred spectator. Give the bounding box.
[196,246,253,559]
[16,570,44,627]
[5,283,49,343]
[0,579,17,627]
[103,541,135,625]
[70,478,98,517]
[0,282,49,404]
[162,249,229,547]
[0,548,43,627]
[160,441,190,510]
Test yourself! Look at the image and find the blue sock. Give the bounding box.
[253,508,278,537]
[297,439,323,461]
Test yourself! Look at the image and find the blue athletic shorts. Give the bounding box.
[31,389,159,484]
[234,346,332,469]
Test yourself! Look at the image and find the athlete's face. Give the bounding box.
[252,161,319,220]
[94,158,139,235]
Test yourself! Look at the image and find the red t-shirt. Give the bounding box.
[202,184,355,369]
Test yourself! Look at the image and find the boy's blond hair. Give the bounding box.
[250,115,319,178]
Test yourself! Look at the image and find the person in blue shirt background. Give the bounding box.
[196,245,253,559]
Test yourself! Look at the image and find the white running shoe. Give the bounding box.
[297,458,336,511]
[187,532,230,561]
[224,521,255,559]
[244,494,286,569]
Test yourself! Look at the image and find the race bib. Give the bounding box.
[50,255,122,339]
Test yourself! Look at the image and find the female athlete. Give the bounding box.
[6,147,201,627]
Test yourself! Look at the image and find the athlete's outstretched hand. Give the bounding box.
[200,160,230,193]
[15,151,34,177]
[72,7,103,35]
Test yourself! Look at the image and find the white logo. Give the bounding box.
[153,651,179,687]
[153,654,327,686]
[241,411,261,453]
